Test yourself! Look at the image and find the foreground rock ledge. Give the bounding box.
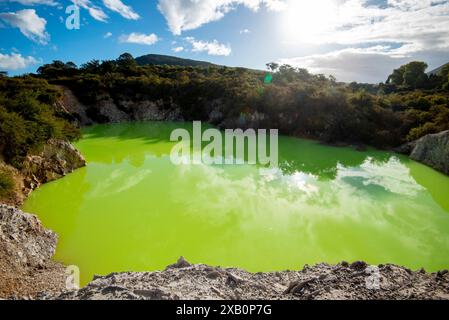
[0,205,66,298]
[53,258,449,300]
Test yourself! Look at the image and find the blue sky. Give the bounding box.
[0,0,448,83]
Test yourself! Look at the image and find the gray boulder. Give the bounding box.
[0,205,57,268]
[409,130,449,175]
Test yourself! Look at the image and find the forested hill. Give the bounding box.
[135,54,218,68]
[428,62,449,76]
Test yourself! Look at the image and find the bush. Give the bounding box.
[0,167,14,198]
[0,77,81,167]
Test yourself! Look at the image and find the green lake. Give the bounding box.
[23,122,449,286]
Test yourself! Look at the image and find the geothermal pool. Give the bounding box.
[23,122,449,285]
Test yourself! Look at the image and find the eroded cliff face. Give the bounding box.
[57,86,274,129]
[57,86,185,125]
[0,205,66,298]
[54,85,92,127]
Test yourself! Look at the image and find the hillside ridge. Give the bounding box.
[135,54,218,68]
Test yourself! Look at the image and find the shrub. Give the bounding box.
[0,167,14,198]
[0,77,80,167]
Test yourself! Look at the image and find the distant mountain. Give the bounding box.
[428,62,449,76]
[135,54,218,68]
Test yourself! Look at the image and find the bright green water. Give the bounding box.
[23,122,449,285]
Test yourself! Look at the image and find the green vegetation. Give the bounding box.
[386,61,449,90]
[0,167,14,198]
[0,76,80,167]
[1,54,447,168]
[34,54,449,149]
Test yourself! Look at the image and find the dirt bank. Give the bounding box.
[51,257,449,300]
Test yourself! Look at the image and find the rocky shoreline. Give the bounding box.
[53,258,449,300]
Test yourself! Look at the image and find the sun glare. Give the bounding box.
[281,0,338,43]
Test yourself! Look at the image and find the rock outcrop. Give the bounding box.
[54,85,92,126]
[121,99,184,122]
[0,205,57,267]
[0,139,86,207]
[58,87,184,124]
[51,258,449,300]
[0,205,66,298]
[22,139,86,194]
[398,131,449,175]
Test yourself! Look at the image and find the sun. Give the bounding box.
[281,0,339,44]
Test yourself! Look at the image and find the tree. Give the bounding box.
[37,60,77,78]
[440,64,449,90]
[402,61,428,89]
[387,61,428,89]
[100,60,118,73]
[266,62,279,72]
[116,52,137,70]
[276,64,298,83]
[66,61,78,69]
[440,64,449,79]
[81,60,100,73]
[387,65,406,85]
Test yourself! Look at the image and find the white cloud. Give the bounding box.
[119,32,159,45]
[71,0,108,22]
[0,52,39,70]
[172,46,184,53]
[157,0,286,35]
[275,0,449,83]
[280,0,449,53]
[102,0,139,20]
[278,46,410,83]
[104,31,112,38]
[186,37,231,56]
[0,9,49,44]
[8,0,58,5]
[240,28,250,34]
